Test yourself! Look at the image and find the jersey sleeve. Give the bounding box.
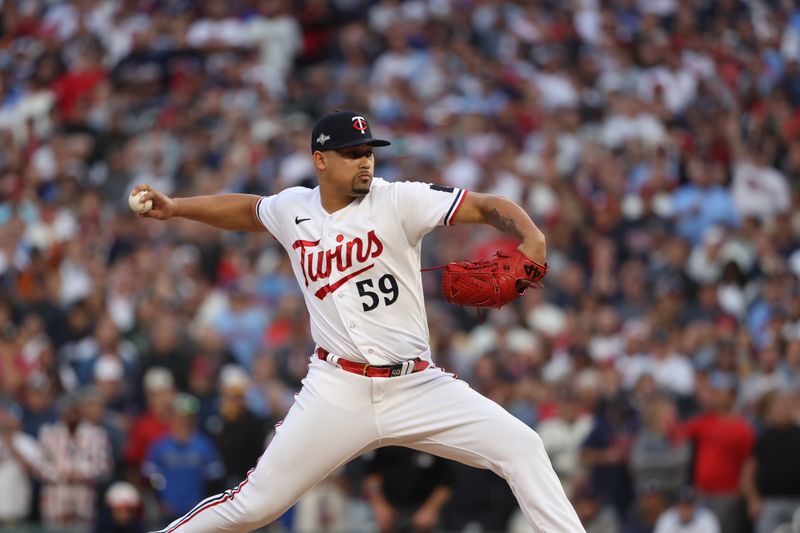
[392,181,468,245]
[255,194,285,242]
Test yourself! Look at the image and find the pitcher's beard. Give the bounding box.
[351,175,372,195]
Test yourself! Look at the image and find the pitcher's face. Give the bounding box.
[315,145,375,197]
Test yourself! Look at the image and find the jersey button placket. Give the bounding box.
[326,220,358,345]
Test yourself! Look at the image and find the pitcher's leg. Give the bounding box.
[384,371,584,533]
[152,359,380,533]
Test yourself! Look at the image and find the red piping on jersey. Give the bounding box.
[314,263,374,299]
[162,472,253,532]
[448,190,468,225]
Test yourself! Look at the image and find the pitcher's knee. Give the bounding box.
[495,424,545,464]
[527,429,545,452]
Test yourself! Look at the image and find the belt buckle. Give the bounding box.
[362,364,370,376]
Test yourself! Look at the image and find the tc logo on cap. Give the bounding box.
[352,116,368,134]
[310,111,390,152]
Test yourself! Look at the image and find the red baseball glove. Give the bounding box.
[426,249,548,309]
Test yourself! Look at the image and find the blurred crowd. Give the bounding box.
[1,0,800,532]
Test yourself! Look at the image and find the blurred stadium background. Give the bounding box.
[1,0,800,532]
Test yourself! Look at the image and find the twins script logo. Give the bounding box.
[292,230,384,299]
[351,116,368,134]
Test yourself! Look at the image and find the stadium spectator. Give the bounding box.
[0,400,42,525]
[186,355,219,435]
[683,373,755,533]
[208,364,267,488]
[64,313,138,388]
[292,468,352,532]
[93,356,134,446]
[37,392,112,528]
[569,481,622,533]
[739,342,794,414]
[581,394,638,520]
[536,386,593,496]
[79,385,126,476]
[123,367,174,475]
[741,392,800,533]
[212,280,270,371]
[139,316,193,392]
[142,393,225,524]
[363,447,454,533]
[630,395,690,498]
[93,481,146,533]
[653,486,721,533]
[18,372,58,438]
[245,351,295,423]
[624,481,671,533]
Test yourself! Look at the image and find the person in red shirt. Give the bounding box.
[50,39,106,124]
[123,368,175,476]
[683,372,755,533]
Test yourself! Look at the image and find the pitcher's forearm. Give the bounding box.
[481,196,546,263]
[174,194,265,232]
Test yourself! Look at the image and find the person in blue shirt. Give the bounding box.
[212,281,270,371]
[142,394,225,523]
[671,156,739,245]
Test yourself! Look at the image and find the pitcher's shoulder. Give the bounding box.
[365,177,395,200]
[369,177,426,195]
[270,185,318,206]
[369,177,391,190]
[278,185,318,198]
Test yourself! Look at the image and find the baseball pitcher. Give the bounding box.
[133,111,585,533]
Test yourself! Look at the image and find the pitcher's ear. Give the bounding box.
[312,151,326,170]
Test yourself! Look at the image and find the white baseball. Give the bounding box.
[128,190,153,214]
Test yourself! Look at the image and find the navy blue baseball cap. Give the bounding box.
[310,111,391,152]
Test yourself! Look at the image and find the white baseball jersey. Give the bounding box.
[255,178,467,365]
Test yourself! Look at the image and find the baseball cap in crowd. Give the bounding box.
[219,364,249,394]
[310,111,391,152]
[173,393,200,416]
[105,481,141,509]
[143,367,174,393]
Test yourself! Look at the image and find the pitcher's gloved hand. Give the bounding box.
[427,249,548,308]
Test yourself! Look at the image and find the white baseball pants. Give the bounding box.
[153,356,585,532]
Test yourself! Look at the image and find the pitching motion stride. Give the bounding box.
[133,111,585,533]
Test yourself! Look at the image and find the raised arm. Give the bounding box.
[132,185,267,232]
[452,192,546,263]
